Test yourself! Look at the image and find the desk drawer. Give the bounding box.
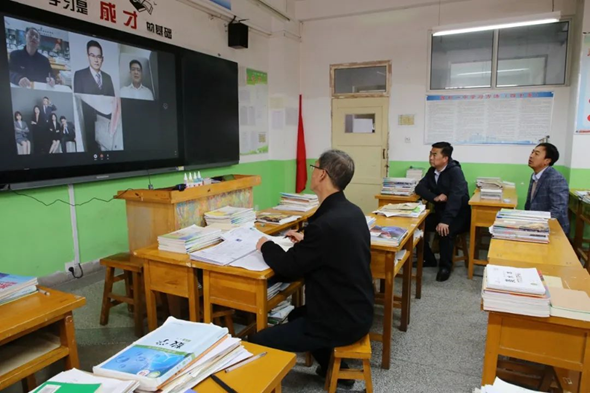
[209,273,258,312]
[473,206,501,227]
[146,260,192,298]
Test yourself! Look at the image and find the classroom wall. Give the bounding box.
[297,0,587,196]
[1,0,301,277]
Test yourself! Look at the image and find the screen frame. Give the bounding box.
[0,2,186,189]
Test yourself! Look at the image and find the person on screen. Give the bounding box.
[9,27,56,88]
[74,40,115,96]
[525,143,570,234]
[59,115,76,153]
[48,113,62,154]
[30,105,42,153]
[14,111,31,155]
[120,60,154,100]
[40,97,57,124]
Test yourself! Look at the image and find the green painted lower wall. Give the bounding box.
[2,157,588,278]
[388,161,573,210]
[0,159,296,277]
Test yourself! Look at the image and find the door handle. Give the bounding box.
[382,149,386,159]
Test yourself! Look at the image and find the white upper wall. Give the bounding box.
[297,0,579,166]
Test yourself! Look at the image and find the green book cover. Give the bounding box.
[32,381,101,393]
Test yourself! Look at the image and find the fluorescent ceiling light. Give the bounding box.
[433,12,560,36]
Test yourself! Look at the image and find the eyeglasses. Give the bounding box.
[88,53,104,60]
[310,164,332,179]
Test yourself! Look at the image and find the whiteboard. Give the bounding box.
[425,92,553,145]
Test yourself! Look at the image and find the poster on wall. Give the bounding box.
[576,33,590,134]
[239,68,268,156]
[425,92,553,145]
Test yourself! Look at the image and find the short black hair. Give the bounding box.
[14,111,22,120]
[432,141,453,158]
[86,40,103,55]
[25,27,39,35]
[60,116,66,121]
[50,113,57,120]
[42,96,49,100]
[318,149,355,191]
[537,142,559,166]
[129,60,142,70]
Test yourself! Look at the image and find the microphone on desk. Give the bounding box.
[171,183,187,191]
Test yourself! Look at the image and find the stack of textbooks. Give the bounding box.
[0,273,38,306]
[406,167,424,180]
[373,202,426,218]
[30,368,138,393]
[370,225,408,247]
[268,300,295,326]
[204,206,256,227]
[489,209,550,243]
[158,225,222,253]
[274,193,319,212]
[93,317,252,393]
[577,190,590,204]
[267,282,290,300]
[381,177,417,196]
[476,177,503,201]
[482,265,550,317]
[365,215,376,229]
[256,212,298,225]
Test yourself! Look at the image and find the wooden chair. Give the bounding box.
[452,232,469,271]
[100,252,145,337]
[324,334,372,393]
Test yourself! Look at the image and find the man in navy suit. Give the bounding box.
[39,96,57,125]
[525,143,570,234]
[73,40,115,96]
[59,116,76,153]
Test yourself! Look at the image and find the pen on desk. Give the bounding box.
[225,351,267,373]
[210,374,237,393]
[38,289,50,296]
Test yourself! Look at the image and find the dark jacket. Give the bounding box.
[415,160,470,225]
[525,166,570,234]
[261,191,374,345]
[74,67,115,96]
[9,48,53,85]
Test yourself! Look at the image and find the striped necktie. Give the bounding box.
[96,72,102,89]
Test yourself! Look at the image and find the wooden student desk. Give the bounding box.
[196,342,295,393]
[255,207,317,233]
[468,187,518,279]
[488,219,582,269]
[0,288,85,391]
[375,193,420,208]
[134,245,303,333]
[569,189,589,261]
[369,211,428,369]
[482,260,590,392]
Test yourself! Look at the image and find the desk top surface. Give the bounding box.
[375,193,420,202]
[487,258,590,328]
[488,220,581,268]
[469,187,518,208]
[0,287,85,342]
[195,342,296,393]
[368,211,429,252]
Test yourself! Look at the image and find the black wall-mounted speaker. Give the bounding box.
[228,22,249,49]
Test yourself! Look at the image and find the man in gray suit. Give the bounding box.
[525,143,569,234]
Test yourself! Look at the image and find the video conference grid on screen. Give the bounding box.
[2,15,178,171]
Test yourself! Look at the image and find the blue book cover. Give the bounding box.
[370,226,408,240]
[0,273,37,294]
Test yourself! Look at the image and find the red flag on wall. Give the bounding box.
[295,94,307,193]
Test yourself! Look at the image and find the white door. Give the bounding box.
[332,97,389,213]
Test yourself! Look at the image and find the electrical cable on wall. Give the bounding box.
[8,187,135,207]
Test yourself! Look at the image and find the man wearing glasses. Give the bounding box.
[74,40,115,96]
[416,142,470,282]
[252,150,374,386]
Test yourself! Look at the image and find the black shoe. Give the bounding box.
[436,268,451,282]
[316,365,355,388]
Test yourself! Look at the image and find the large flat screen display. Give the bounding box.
[0,3,181,187]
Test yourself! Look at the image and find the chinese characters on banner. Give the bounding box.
[240,68,269,156]
[47,0,173,39]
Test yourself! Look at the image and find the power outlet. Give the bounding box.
[65,261,77,276]
[404,137,411,143]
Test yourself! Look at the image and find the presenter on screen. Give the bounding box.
[120,60,154,100]
[74,40,115,96]
[9,27,55,88]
